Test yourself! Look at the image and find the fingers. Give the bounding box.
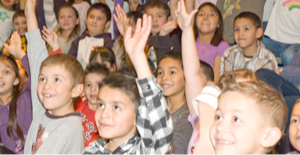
[124,26,132,41]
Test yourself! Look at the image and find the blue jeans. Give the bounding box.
[264,38,300,66]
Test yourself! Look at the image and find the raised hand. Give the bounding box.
[175,0,198,30]
[42,26,60,51]
[124,14,151,57]
[3,32,26,60]
[113,4,129,36]
[159,20,178,36]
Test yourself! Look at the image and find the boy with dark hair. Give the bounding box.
[83,14,173,154]
[220,11,278,76]
[24,0,84,153]
[210,81,288,154]
[68,3,114,69]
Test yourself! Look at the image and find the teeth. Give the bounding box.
[217,140,233,145]
[44,94,51,97]
[161,85,171,88]
[0,82,4,85]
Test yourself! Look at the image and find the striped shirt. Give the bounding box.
[220,41,278,76]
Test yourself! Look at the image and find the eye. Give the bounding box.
[157,71,163,76]
[170,71,176,75]
[4,70,10,74]
[234,28,239,32]
[54,77,61,82]
[245,27,249,31]
[39,77,46,82]
[85,83,91,87]
[99,103,105,108]
[114,105,120,111]
[215,114,222,121]
[291,117,299,125]
[97,17,102,21]
[233,116,241,123]
[198,13,204,16]
[158,14,162,18]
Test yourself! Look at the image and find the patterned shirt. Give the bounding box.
[83,76,173,154]
[220,41,278,76]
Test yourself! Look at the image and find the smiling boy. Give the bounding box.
[220,12,278,76]
[210,81,288,154]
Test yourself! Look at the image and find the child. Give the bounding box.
[0,0,18,50]
[128,0,140,12]
[193,2,229,83]
[210,80,288,154]
[220,12,278,76]
[2,10,28,55]
[68,3,114,69]
[83,14,173,154]
[23,0,84,153]
[69,0,91,34]
[289,99,300,154]
[156,51,193,154]
[54,5,80,54]
[74,62,109,147]
[89,46,117,72]
[1,32,32,154]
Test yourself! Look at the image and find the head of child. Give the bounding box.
[210,80,288,154]
[12,10,27,36]
[289,99,300,152]
[127,11,143,36]
[0,55,26,146]
[86,3,111,36]
[89,47,117,72]
[233,12,263,53]
[57,4,80,41]
[128,0,139,12]
[95,73,139,147]
[144,0,170,36]
[84,63,109,111]
[0,0,19,11]
[200,60,214,85]
[193,2,224,46]
[156,51,185,98]
[38,54,84,116]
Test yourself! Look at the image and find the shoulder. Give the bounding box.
[222,45,240,57]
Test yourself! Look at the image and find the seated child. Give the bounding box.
[210,80,288,154]
[24,0,84,153]
[220,12,278,76]
[289,98,300,154]
[74,63,109,147]
[68,3,114,69]
[89,46,117,72]
[83,14,173,154]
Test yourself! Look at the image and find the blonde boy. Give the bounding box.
[210,81,288,154]
[220,12,278,76]
[24,0,84,153]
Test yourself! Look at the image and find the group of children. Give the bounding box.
[0,0,299,154]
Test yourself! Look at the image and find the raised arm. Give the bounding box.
[176,0,203,116]
[41,26,60,51]
[124,14,173,154]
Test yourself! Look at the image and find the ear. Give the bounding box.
[13,78,19,86]
[76,18,80,25]
[110,63,117,72]
[261,127,282,148]
[71,84,84,98]
[256,27,263,39]
[105,20,111,30]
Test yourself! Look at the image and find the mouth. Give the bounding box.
[100,123,111,129]
[152,24,159,29]
[216,139,234,145]
[89,94,98,100]
[42,93,55,98]
[0,82,5,87]
[160,84,171,89]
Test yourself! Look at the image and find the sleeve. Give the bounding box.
[20,55,31,91]
[68,38,79,57]
[261,51,278,71]
[219,49,233,76]
[136,76,173,154]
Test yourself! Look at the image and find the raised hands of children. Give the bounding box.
[159,20,178,36]
[124,14,151,57]
[113,4,129,36]
[3,32,25,60]
[25,0,36,16]
[175,0,198,30]
[42,26,60,51]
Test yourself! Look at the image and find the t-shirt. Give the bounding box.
[187,113,199,154]
[196,37,229,68]
[0,7,15,50]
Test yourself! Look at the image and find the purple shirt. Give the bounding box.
[0,55,32,154]
[196,37,229,68]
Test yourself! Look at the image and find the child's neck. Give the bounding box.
[166,91,186,114]
[242,42,258,57]
[60,30,72,39]
[74,0,84,4]
[0,93,12,106]
[2,5,14,11]
[48,100,75,116]
[104,127,136,152]
[88,102,97,111]
[198,32,215,44]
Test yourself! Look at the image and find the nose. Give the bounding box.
[215,119,228,133]
[203,14,208,20]
[44,80,52,90]
[91,84,98,92]
[152,16,157,22]
[162,73,169,81]
[100,107,110,119]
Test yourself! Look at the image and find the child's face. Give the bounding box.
[95,86,137,142]
[145,7,168,36]
[210,91,267,154]
[86,9,109,36]
[0,0,18,10]
[0,60,19,98]
[128,0,139,11]
[13,16,27,36]
[58,8,79,33]
[84,73,105,110]
[37,65,75,116]
[289,102,300,151]
[156,58,185,97]
[196,5,219,36]
[234,18,262,51]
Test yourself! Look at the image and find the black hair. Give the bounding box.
[87,3,111,22]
